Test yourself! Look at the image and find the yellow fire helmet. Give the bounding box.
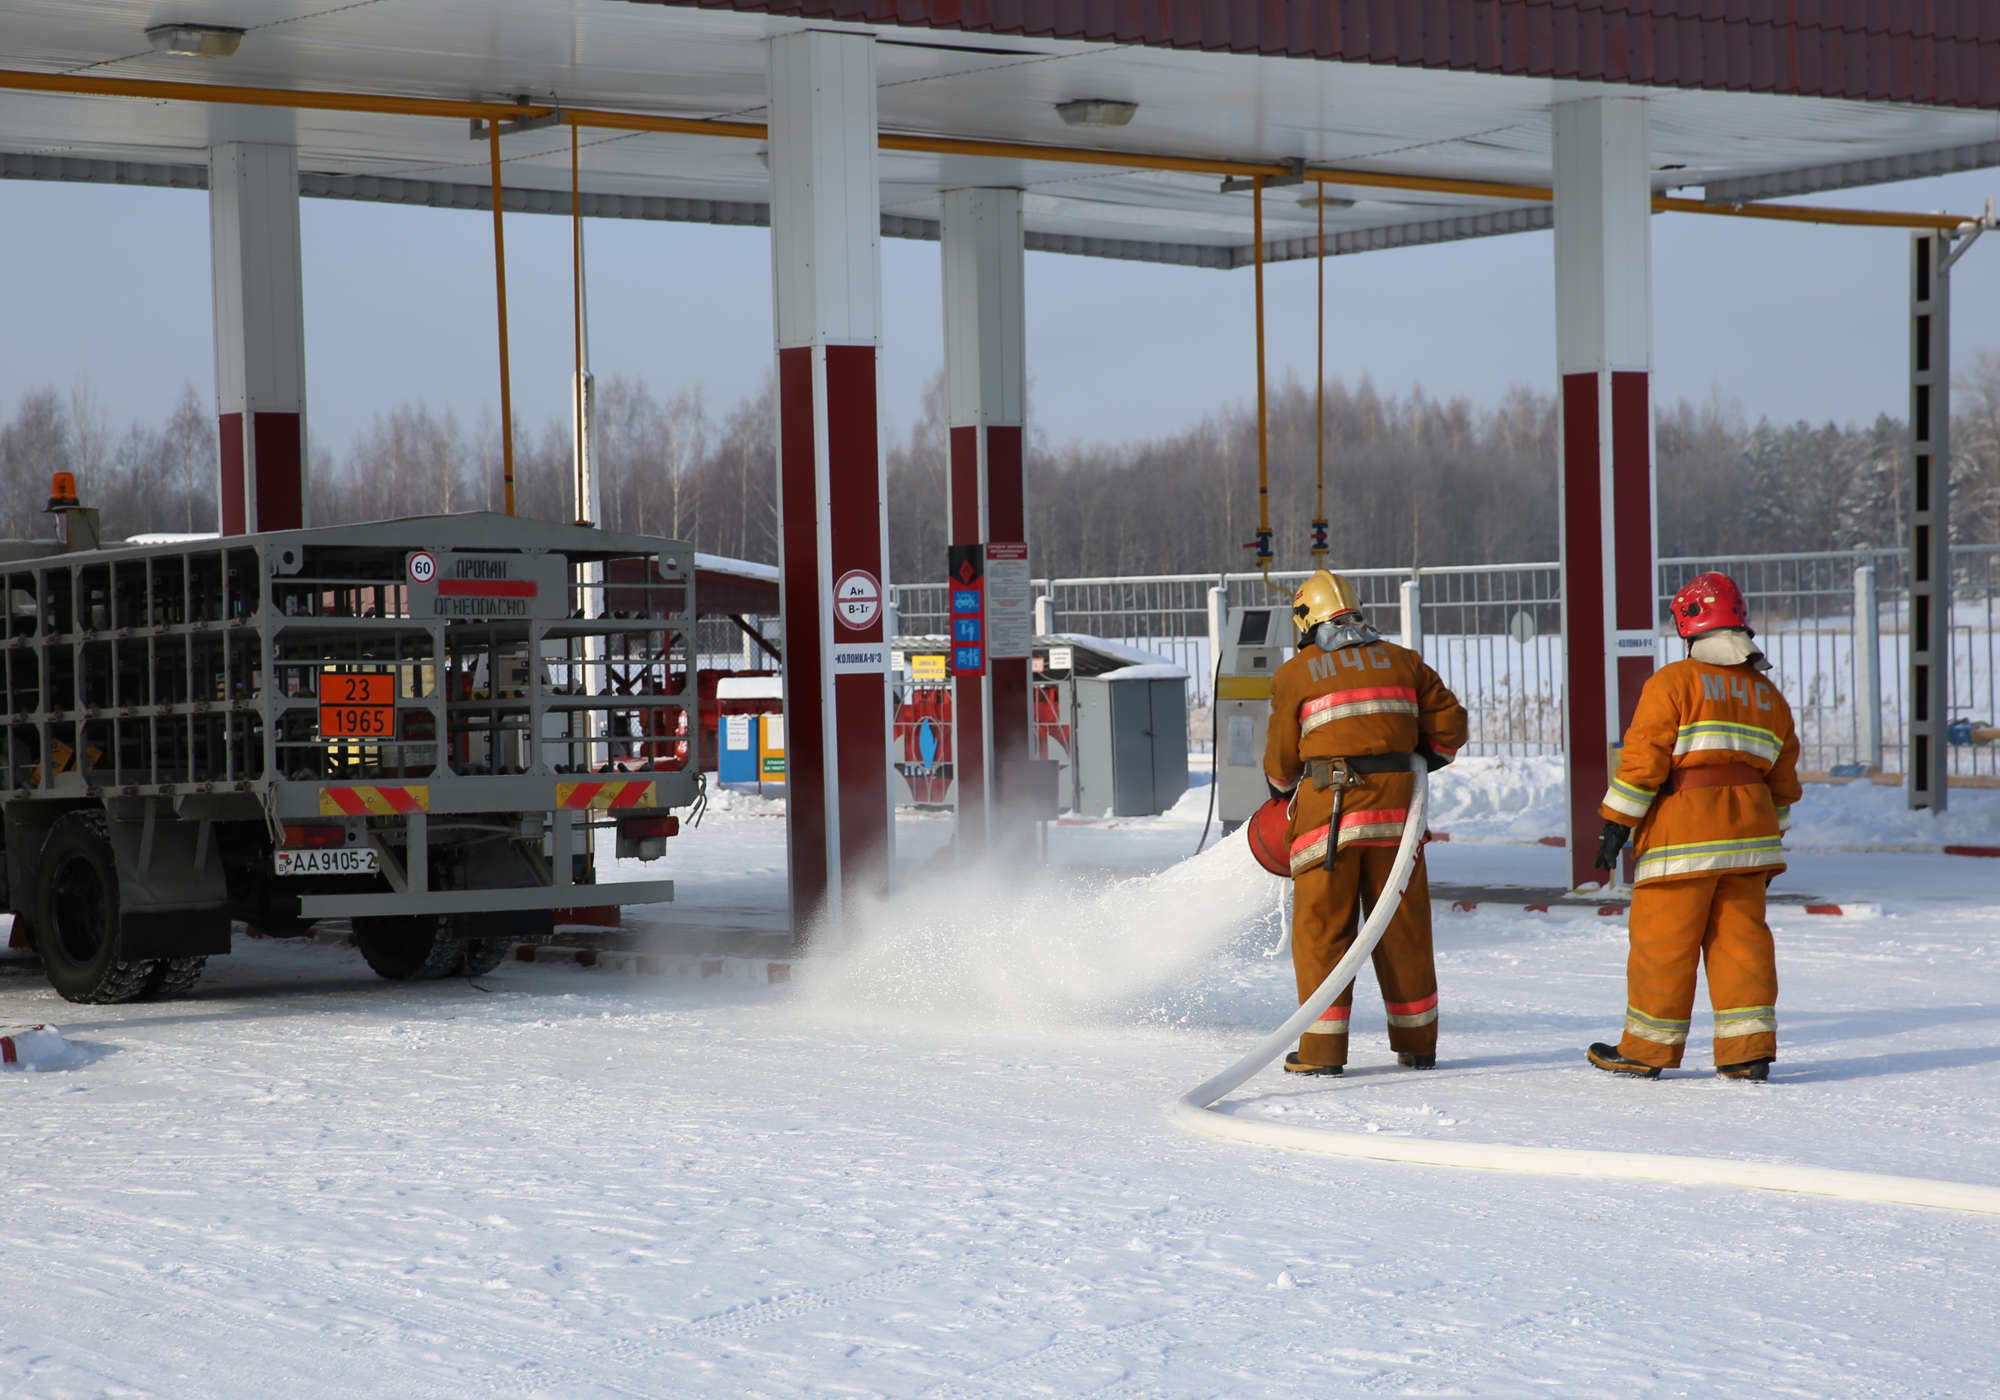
[1291,569,1363,634]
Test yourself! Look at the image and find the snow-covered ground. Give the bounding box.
[4,765,1999,1398]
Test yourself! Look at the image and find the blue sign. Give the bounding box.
[953,645,984,673]
[951,588,982,614]
[952,617,983,644]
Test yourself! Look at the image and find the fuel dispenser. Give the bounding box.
[1214,604,1292,831]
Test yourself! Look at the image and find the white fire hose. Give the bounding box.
[1169,757,2000,1217]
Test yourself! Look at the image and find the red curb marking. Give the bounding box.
[701,959,724,979]
[575,950,597,967]
[768,963,792,984]
[1537,836,1566,847]
[1944,845,2000,858]
[1428,831,1451,842]
[1524,903,1550,912]
[1596,906,1622,916]
[636,955,661,976]
[1804,904,1842,915]
[1,1037,16,1065]
[1450,900,1477,912]
[514,946,534,962]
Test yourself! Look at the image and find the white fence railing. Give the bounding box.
[890,545,2000,778]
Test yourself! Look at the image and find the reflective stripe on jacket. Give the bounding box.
[1265,638,1469,863]
[1598,658,1803,886]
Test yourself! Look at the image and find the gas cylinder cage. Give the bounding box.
[0,513,696,917]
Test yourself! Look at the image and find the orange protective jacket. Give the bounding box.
[1265,637,1470,875]
[1599,659,1803,886]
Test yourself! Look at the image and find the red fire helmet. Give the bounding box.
[1669,571,1751,640]
[1247,796,1293,878]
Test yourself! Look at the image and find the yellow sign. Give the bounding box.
[1217,675,1273,701]
[911,653,947,681]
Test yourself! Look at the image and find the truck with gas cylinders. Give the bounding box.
[2,487,699,1002]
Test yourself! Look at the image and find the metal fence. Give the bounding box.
[888,544,2000,777]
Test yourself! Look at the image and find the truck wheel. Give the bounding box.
[139,957,207,1000]
[459,938,512,977]
[32,810,158,1004]
[353,915,466,981]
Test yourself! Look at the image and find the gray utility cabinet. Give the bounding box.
[1069,657,1189,819]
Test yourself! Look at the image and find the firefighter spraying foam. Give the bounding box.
[1254,570,1469,1076]
[1587,572,1803,1082]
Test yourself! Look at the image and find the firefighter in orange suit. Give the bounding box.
[1264,570,1470,1076]
[1587,572,1803,1083]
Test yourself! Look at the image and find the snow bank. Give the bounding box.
[0,1025,87,1072]
[1785,778,2000,847]
[696,786,787,818]
[1426,755,1566,837]
[798,833,1280,1031]
[1422,754,2000,848]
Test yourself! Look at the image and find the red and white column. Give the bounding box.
[942,187,1029,851]
[1553,97,1656,890]
[768,29,893,931]
[209,138,307,534]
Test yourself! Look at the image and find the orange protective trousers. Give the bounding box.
[1618,870,1779,1070]
[1291,845,1438,1069]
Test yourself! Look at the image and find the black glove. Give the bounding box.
[1416,740,1452,773]
[1593,820,1631,873]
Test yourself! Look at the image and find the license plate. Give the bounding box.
[274,848,380,877]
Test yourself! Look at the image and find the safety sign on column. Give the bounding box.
[948,544,985,677]
[830,568,888,675]
[985,541,1031,660]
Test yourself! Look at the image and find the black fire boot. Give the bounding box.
[1283,1053,1343,1077]
[1715,1058,1772,1082]
[1586,1042,1663,1079]
[1396,1052,1437,1070]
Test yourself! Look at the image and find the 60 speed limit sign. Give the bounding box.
[406,551,437,585]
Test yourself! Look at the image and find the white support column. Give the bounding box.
[942,187,1027,851]
[209,138,306,534]
[1854,564,1883,772]
[768,29,891,935]
[1553,97,1656,889]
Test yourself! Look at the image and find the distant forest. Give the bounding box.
[3,358,1998,580]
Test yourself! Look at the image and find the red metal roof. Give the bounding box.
[655,1,2000,110]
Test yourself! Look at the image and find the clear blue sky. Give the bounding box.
[6,169,1997,461]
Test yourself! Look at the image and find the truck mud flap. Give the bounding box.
[119,908,232,960]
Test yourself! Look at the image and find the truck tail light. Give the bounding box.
[616,814,678,863]
[281,824,346,849]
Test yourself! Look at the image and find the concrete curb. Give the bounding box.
[1446,899,1884,919]
[1431,833,2000,858]
[307,930,795,984]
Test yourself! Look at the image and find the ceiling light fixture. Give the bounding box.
[145,23,245,58]
[1055,99,1137,129]
[1298,193,1355,209]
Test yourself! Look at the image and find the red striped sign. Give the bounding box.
[555,780,658,811]
[437,579,537,599]
[318,785,430,816]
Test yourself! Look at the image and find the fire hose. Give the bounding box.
[1168,757,2000,1216]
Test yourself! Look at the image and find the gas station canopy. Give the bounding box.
[2,2,1997,266]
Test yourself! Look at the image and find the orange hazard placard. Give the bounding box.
[320,671,395,738]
